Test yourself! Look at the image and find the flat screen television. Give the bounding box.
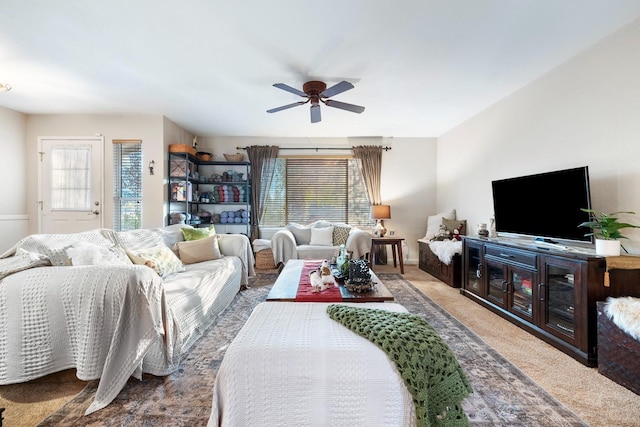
[491,166,592,243]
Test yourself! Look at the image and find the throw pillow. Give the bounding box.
[176,235,222,264]
[333,225,351,246]
[442,218,467,235]
[425,209,456,240]
[127,244,185,278]
[286,223,312,245]
[181,225,216,241]
[309,226,334,246]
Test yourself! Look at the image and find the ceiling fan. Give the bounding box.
[266,80,365,123]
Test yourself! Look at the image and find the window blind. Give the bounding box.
[261,158,373,227]
[287,158,348,223]
[113,140,142,231]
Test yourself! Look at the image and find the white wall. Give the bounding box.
[196,136,437,263]
[437,17,640,254]
[0,106,27,215]
[0,106,29,251]
[25,114,173,232]
[14,110,431,260]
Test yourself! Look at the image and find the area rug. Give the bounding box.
[37,273,587,426]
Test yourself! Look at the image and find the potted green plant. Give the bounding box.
[579,209,640,256]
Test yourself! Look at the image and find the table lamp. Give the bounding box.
[371,204,391,237]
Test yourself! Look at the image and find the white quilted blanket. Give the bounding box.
[209,302,416,427]
[0,226,253,415]
[0,264,176,414]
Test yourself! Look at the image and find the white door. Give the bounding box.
[38,136,104,234]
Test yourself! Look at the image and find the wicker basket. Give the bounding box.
[597,301,640,395]
[255,249,276,270]
[224,153,245,162]
[169,144,196,156]
[197,151,212,161]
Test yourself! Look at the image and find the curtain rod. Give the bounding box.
[235,146,392,151]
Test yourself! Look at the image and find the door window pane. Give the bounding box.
[50,146,91,211]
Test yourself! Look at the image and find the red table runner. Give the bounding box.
[295,260,343,302]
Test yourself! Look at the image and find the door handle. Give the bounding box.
[88,210,100,215]
[538,283,545,301]
[502,280,509,293]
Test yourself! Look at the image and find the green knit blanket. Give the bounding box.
[326,305,472,427]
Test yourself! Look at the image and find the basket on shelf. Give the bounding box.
[169,144,196,156]
[223,153,245,162]
[197,151,212,161]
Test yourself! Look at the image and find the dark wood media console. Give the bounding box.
[461,236,640,366]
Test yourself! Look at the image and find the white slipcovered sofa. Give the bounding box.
[0,224,255,414]
[264,220,372,266]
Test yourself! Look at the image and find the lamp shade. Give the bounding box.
[371,204,391,220]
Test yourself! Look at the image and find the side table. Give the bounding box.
[369,237,405,274]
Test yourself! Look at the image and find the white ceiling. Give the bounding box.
[1,1,640,138]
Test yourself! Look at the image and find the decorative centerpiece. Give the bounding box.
[344,259,375,292]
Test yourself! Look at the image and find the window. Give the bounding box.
[113,140,142,231]
[50,146,92,211]
[261,158,373,227]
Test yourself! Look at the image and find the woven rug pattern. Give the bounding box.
[37,273,587,426]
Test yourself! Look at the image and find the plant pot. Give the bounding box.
[595,239,621,256]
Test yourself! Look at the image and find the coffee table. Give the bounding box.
[266,259,394,302]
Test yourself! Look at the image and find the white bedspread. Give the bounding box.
[209,302,416,427]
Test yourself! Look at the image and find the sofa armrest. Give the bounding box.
[218,234,255,284]
[271,229,298,266]
[346,228,372,260]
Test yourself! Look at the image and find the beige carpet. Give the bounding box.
[1,265,638,426]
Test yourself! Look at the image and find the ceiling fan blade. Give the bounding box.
[267,101,307,113]
[310,104,321,123]
[320,80,354,98]
[323,99,365,114]
[273,83,308,98]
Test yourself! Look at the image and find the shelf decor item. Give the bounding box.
[197,151,212,161]
[477,223,489,237]
[223,153,245,161]
[169,144,196,156]
[579,209,640,256]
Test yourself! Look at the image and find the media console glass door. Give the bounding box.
[539,257,582,346]
[464,241,483,296]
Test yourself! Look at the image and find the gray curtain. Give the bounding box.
[352,145,387,264]
[246,145,279,241]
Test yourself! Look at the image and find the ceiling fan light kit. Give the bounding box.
[267,80,365,123]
